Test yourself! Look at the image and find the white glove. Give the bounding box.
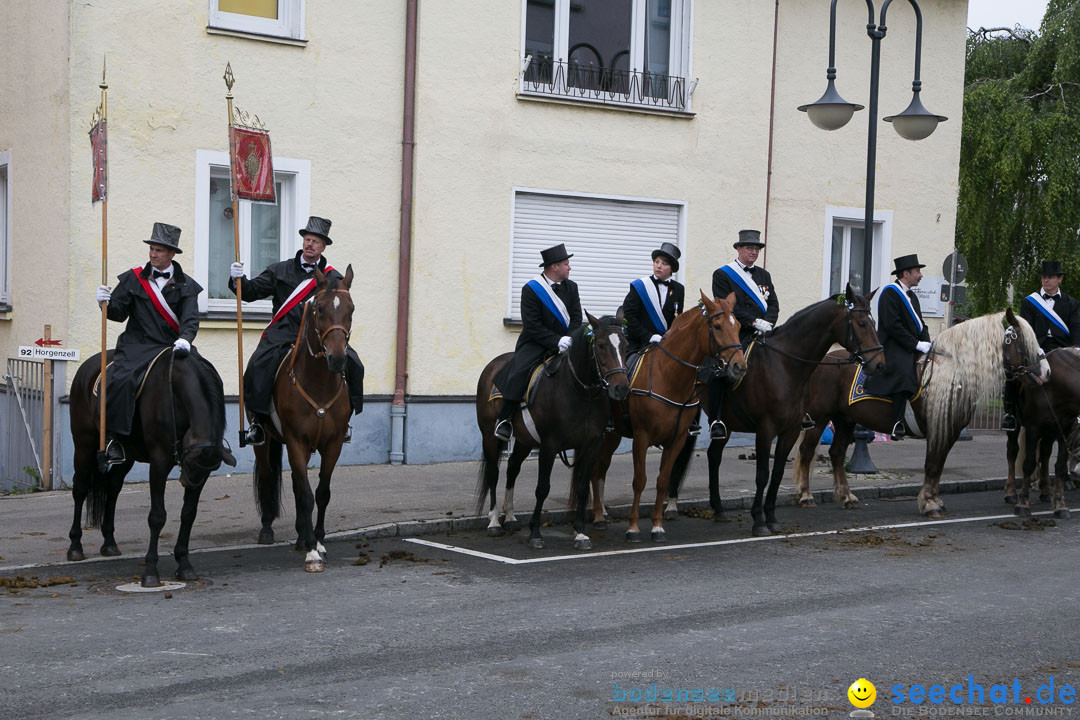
[229,262,245,279]
[752,318,773,334]
[915,341,932,354]
[649,334,663,344]
[173,338,191,356]
[558,336,572,354]
[96,285,111,303]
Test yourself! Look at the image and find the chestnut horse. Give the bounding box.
[252,266,355,573]
[667,286,885,536]
[475,312,630,550]
[67,349,236,587]
[588,291,746,543]
[1004,346,1080,519]
[791,309,1045,517]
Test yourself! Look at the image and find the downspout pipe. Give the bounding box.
[390,0,418,465]
[762,0,780,269]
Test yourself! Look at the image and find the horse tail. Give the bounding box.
[253,439,284,521]
[86,465,109,529]
[667,432,698,499]
[475,437,507,516]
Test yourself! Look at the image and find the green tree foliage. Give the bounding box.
[957,0,1080,313]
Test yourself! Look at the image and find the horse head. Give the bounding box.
[844,282,885,376]
[312,265,355,374]
[701,290,746,381]
[179,441,237,490]
[1004,307,1049,384]
[586,309,630,401]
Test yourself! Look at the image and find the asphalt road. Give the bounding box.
[2,489,1079,720]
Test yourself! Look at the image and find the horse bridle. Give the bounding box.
[305,289,353,359]
[655,307,742,373]
[565,325,629,397]
[754,302,883,367]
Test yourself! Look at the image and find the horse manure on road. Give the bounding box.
[378,550,433,568]
[992,518,1056,531]
[1,575,77,591]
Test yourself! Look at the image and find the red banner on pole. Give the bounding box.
[90,119,107,203]
[228,126,276,204]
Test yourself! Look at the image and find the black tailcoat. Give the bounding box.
[712,264,779,346]
[1020,290,1080,352]
[864,281,931,397]
[623,277,685,355]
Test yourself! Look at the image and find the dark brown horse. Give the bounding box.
[253,266,355,572]
[791,309,1045,517]
[1004,346,1080,519]
[588,291,746,542]
[668,285,885,536]
[476,312,630,550]
[67,349,236,587]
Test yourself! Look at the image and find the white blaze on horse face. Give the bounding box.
[729,315,735,327]
[607,332,623,368]
[333,296,340,310]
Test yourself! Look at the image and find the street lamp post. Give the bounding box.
[798,0,948,470]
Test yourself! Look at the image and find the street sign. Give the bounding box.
[940,284,967,305]
[18,346,80,361]
[942,251,967,284]
[34,337,62,347]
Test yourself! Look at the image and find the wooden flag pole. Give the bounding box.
[98,61,109,456]
[225,63,247,446]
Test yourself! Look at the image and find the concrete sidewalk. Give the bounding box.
[0,431,1017,571]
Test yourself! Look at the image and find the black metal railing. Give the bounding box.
[522,56,688,112]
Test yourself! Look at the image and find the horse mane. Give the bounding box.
[567,314,617,368]
[921,311,1041,448]
[769,294,842,339]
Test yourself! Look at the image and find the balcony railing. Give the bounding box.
[520,56,689,113]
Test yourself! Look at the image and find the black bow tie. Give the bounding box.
[743,266,754,274]
[1044,293,1056,301]
[653,277,671,287]
[152,270,171,279]
[551,282,562,291]
[302,262,317,271]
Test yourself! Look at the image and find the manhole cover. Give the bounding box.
[89,578,213,595]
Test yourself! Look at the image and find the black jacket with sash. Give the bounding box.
[712,262,780,347]
[106,262,202,436]
[1020,290,1080,352]
[623,276,685,355]
[864,281,931,397]
[495,276,583,403]
[229,251,364,416]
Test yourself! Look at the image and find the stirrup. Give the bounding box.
[801,413,815,430]
[687,423,701,437]
[493,419,513,441]
[104,438,126,467]
[890,421,905,441]
[244,423,266,447]
[343,425,353,444]
[709,420,728,441]
[1001,414,1017,432]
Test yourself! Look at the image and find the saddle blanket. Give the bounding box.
[848,364,923,405]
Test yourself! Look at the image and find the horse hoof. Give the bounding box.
[305,559,325,573]
[504,519,522,533]
[1004,494,1017,505]
[651,529,667,543]
[1054,509,1071,520]
[843,501,859,510]
[100,543,121,557]
[175,567,198,582]
[799,499,817,508]
[1039,494,1052,503]
[1014,506,1032,518]
[663,508,678,521]
[751,524,772,537]
[257,529,274,545]
[67,547,86,562]
[526,537,545,550]
[625,530,642,543]
[141,575,162,588]
[926,510,945,519]
[592,520,608,531]
[766,522,782,534]
[573,538,592,551]
[486,526,504,538]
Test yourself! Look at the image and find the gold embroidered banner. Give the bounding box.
[228,125,276,203]
[90,119,107,203]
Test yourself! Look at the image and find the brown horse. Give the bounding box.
[791,309,1045,517]
[252,266,355,572]
[1004,346,1080,519]
[475,312,630,550]
[588,291,746,543]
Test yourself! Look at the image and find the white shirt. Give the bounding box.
[652,276,669,305]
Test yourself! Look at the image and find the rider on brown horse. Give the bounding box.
[228,216,365,446]
[492,243,583,441]
[864,253,932,440]
[95,222,202,467]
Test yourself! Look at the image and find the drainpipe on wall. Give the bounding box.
[762,0,780,269]
[390,0,418,465]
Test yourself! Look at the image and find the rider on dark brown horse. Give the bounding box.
[1001,260,1080,431]
[492,243,583,441]
[95,222,202,467]
[705,229,780,440]
[864,253,932,441]
[229,216,365,446]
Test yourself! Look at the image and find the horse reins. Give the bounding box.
[288,292,350,451]
[753,304,883,367]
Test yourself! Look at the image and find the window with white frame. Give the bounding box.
[520,0,694,112]
[0,152,10,309]
[194,150,310,315]
[508,189,685,322]
[821,206,892,301]
[208,0,305,41]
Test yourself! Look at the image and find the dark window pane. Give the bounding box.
[568,0,632,93]
[525,0,555,84]
[644,0,671,99]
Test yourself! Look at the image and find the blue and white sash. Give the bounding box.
[1025,292,1069,336]
[526,277,570,330]
[882,282,923,334]
[719,261,767,313]
[631,277,667,334]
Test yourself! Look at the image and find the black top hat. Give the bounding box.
[1041,260,1065,276]
[144,222,183,254]
[299,216,333,245]
[539,243,573,267]
[891,253,926,276]
[733,229,765,248]
[651,242,681,273]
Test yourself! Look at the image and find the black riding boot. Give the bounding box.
[1001,378,1019,431]
[494,399,515,441]
[706,380,728,441]
[889,394,907,440]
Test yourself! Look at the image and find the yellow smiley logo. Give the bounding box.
[848,678,877,708]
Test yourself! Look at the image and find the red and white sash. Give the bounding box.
[262,265,335,337]
[133,266,179,334]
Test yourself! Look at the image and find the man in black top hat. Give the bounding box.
[623,242,685,355]
[1001,260,1079,430]
[228,216,365,446]
[702,229,780,440]
[492,243,583,441]
[864,253,932,440]
[95,222,202,466]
